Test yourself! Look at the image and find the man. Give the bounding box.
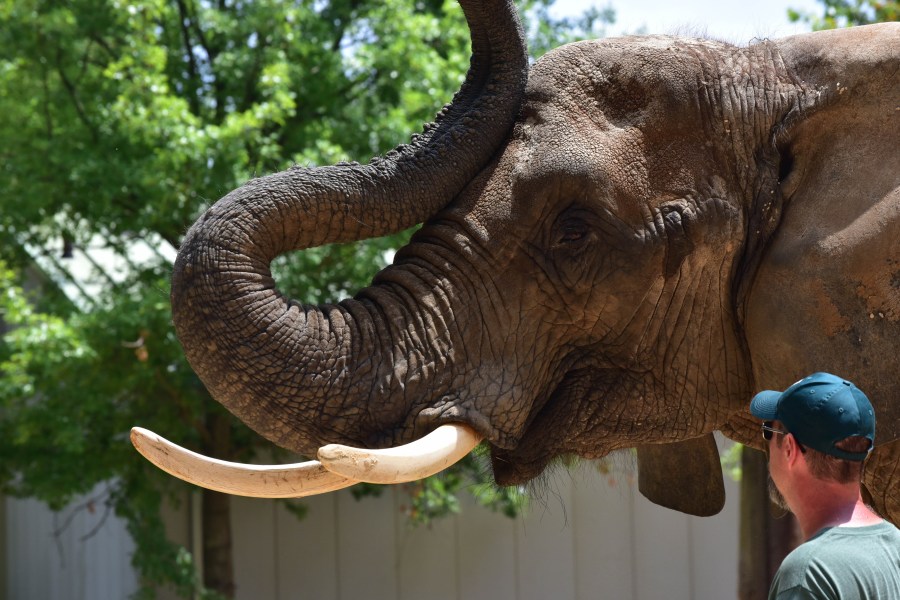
[750,371,900,600]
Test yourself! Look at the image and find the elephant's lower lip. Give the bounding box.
[489,444,550,486]
[413,397,522,452]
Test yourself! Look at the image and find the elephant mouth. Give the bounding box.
[130,422,484,498]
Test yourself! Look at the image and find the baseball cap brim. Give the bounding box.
[750,390,782,420]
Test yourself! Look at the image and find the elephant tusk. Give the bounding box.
[130,427,358,498]
[316,423,483,484]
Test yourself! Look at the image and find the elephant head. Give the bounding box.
[134,0,900,522]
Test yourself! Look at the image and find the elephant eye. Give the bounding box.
[560,225,586,243]
[548,207,600,290]
[553,208,592,247]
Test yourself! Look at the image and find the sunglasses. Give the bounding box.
[761,421,788,441]
[761,421,806,452]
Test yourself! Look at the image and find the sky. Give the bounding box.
[551,0,823,44]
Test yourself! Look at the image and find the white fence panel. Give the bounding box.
[5,485,138,600]
[6,451,740,600]
[229,453,739,600]
[571,464,636,599]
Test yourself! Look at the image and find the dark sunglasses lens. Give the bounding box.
[762,422,773,441]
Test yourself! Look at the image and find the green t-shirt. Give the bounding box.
[769,520,900,600]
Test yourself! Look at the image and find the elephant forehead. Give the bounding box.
[514,103,713,232]
[519,40,716,202]
[512,117,652,223]
[528,35,710,122]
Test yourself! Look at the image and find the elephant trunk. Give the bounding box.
[171,0,528,456]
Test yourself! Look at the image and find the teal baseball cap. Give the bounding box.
[750,372,875,461]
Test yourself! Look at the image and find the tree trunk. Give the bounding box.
[202,489,235,598]
[738,447,800,600]
[202,412,236,598]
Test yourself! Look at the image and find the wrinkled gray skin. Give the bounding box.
[171,0,899,522]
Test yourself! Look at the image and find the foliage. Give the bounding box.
[0,0,611,597]
[366,442,529,525]
[0,260,214,598]
[720,442,744,482]
[788,0,897,29]
[527,3,615,59]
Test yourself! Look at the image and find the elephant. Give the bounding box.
[132,0,900,523]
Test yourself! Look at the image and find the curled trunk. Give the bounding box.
[171,0,528,456]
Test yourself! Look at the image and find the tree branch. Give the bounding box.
[184,0,224,122]
[41,59,54,140]
[51,485,112,541]
[54,47,99,143]
[174,0,202,116]
[187,0,215,62]
[88,33,117,61]
[152,366,210,447]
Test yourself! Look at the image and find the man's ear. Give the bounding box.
[785,434,806,466]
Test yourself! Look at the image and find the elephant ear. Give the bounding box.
[636,433,725,517]
[862,439,900,525]
[744,24,900,445]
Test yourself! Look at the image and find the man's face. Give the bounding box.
[765,421,792,512]
[767,472,790,511]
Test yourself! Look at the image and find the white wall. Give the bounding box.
[228,456,740,600]
[4,485,139,600]
[6,455,740,600]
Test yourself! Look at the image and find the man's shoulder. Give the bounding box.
[800,521,900,557]
[771,521,900,599]
[876,520,900,542]
[772,542,822,593]
[877,519,900,537]
[824,520,900,544]
[776,538,821,578]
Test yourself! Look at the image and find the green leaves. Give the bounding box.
[788,0,897,29]
[524,0,615,59]
[393,444,528,525]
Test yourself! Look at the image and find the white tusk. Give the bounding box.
[130,427,358,498]
[317,423,483,484]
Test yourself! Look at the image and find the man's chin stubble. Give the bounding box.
[768,474,791,512]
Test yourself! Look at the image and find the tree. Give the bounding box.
[0,1,611,597]
[788,0,897,29]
